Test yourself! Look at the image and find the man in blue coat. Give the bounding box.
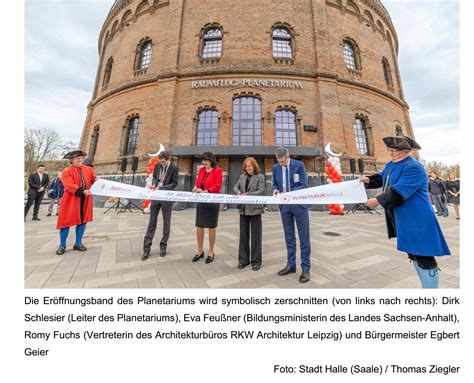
[361,136,451,288]
[272,147,311,283]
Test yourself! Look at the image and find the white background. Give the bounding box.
[1,1,472,382]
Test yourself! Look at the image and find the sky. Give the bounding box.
[24,0,460,165]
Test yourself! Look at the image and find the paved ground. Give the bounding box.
[24,205,459,289]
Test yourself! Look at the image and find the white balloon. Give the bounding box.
[328,157,336,164]
[327,178,333,183]
[332,157,341,164]
[148,143,166,157]
[324,143,343,157]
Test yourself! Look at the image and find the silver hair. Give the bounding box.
[275,147,289,159]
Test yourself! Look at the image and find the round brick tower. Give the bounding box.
[80,0,414,196]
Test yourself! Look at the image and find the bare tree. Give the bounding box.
[24,128,77,174]
[426,161,447,177]
[446,164,460,178]
[426,161,460,179]
[60,140,79,158]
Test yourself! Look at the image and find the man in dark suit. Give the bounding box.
[142,151,179,260]
[272,147,311,283]
[25,164,50,221]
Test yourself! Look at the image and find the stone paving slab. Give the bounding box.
[24,205,460,289]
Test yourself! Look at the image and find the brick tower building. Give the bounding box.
[80,0,415,195]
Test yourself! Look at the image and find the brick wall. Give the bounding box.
[81,0,413,177]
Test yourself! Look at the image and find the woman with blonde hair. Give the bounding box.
[445,172,460,219]
[233,157,266,270]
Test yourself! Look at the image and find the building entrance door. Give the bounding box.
[227,156,265,209]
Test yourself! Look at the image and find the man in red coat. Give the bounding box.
[56,150,97,255]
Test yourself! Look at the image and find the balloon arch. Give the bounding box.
[141,144,165,214]
[324,143,345,215]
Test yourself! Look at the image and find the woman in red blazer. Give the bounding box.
[192,152,223,264]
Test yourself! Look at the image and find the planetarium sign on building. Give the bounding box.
[191,79,304,89]
[80,0,416,195]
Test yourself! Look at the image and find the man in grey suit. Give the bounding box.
[142,151,179,260]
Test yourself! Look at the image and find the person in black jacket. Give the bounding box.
[142,151,179,260]
[428,172,449,217]
[25,164,50,221]
[47,173,65,216]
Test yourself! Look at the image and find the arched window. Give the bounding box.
[202,27,222,59]
[376,20,384,33]
[343,40,358,70]
[196,109,218,146]
[395,125,403,136]
[102,57,113,87]
[232,97,262,146]
[125,117,140,155]
[275,109,297,146]
[111,20,119,33]
[272,27,292,59]
[122,10,133,27]
[136,1,149,14]
[138,40,152,69]
[89,126,100,160]
[346,1,360,15]
[363,10,374,26]
[354,118,369,155]
[382,57,393,86]
[103,31,110,51]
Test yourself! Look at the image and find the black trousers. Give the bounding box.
[24,192,45,218]
[143,202,172,251]
[239,214,262,266]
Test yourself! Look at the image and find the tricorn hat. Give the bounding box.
[382,136,421,150]
[63,150,87,159]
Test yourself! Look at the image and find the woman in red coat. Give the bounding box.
[192,152,223,264]
[56,150,97,255]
